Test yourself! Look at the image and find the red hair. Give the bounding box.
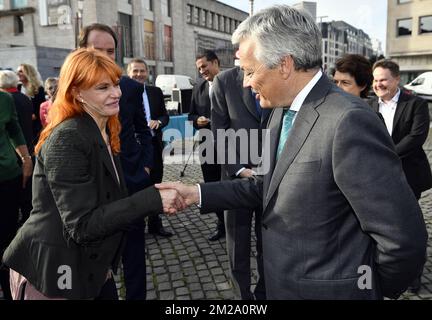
[35,48,122,155]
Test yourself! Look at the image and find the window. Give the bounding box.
[410,78,425,86]
[144,0,153,11]
[161,0,171,17]
[219,16,224,32]
[397,18,412,36]
[201,9,207,27]
[163,25,173,61]
[208,11,213,29]
[164,67,174,75]
[186,5,192,23]
[214,14,219,30]
[14,15,24,34]
[11,0,27,8]
[226,17,231,33]
[419,16,432,34]
[144,19,155,60]
[118,13,133,61]
[397,0,410,4]
[0,0,4,10]
[193,7,199,25]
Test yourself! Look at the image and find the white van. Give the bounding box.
[404,72,432,101]
[155,74,195,97]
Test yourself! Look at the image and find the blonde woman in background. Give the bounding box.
[16,64,46,139]
[39,77,58,128]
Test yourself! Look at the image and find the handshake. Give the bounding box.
[156,182,200,215]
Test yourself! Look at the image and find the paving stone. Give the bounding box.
[176,287,189,295]
[173,280,186,288]
[210,267,224,276]
[191,291,205,300]
[158,282,172,291]
[205,291,220,299]
[189,283,202,291]
[159,290,175,300]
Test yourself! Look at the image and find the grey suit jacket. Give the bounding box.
[3,114,163,299]
[211,67,270,178]
[200,75,428,300]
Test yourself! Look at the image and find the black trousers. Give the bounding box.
[0,175,21,300]
[225,206,266,300]
[121,168,153,300]
[200,154,224,229]
[148,137,164,230]
[121,218,147,300]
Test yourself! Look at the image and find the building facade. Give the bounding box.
[320,20,373,74]
[387,0,432,84]
[0,0,247,82]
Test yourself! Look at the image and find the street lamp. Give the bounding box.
[74,0,84,48]
[249,0,254,16]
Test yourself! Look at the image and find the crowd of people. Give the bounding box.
[0,4,431,300]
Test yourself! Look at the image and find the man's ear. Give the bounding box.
[280,56,294,79]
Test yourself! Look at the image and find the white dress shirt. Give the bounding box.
[378,89,400,136]
[142,84,154,136]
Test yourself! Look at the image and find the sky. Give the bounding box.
[218,0,388,53]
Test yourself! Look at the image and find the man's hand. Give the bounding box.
[159,188,187,215]
[238,168,257,178]
[197,116,210,127]
[148,120,160,130]
[156,182,200,207]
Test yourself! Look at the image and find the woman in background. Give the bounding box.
[16,63,46,140]
[39,77,58,128]
[332,54,373,99]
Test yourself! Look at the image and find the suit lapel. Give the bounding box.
[393,92,408,134]
[370,98,379,113]
[83,114,122,189]
[263,76,329,210]
[262,107,283,203]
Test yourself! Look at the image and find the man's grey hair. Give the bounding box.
[232,5,322,71]
[0,70,19,89]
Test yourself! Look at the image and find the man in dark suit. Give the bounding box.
[370,59,432,293]
[188,50,225,241]
[211,66,269,299]
[127,58,173,237]
[157,6,428,300]
[79,24,153,300]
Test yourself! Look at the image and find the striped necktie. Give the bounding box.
[276,109,297,159]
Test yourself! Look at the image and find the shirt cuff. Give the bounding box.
[196,183,202,208]
[235,167,247,177]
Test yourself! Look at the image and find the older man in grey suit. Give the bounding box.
[211,66,270,300]
[157,5,428,299]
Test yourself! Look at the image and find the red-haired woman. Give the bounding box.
[2,49,184,300]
